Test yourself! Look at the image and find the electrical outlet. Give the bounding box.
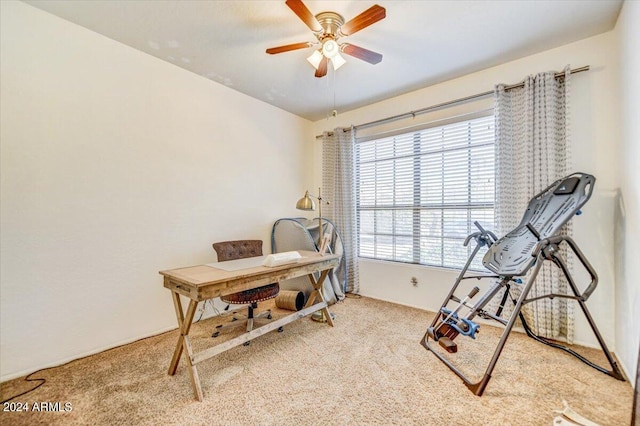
[411,276,418,286]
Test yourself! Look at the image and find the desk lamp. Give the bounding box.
[296,187,327,246]
[296,187,334,323]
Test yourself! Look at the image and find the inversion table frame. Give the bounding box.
[420,172,625,396]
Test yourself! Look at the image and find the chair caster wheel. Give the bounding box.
[243,341,250,346]
[278,327,284,333]
[212,332,220,338]
[267,314,273,320]
[216,324,222,329]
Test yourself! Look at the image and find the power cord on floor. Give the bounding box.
[1,369,47,404]
[2,300,226,403]
[1,324,183,404]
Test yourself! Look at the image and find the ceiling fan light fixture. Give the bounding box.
[321,39,339,58]
[306,49,323,69]
[331,52,346,70]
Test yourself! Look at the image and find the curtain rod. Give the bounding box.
[316,65,589,138]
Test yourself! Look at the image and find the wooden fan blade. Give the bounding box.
[286,0,322,32]
[266,42,312,54]
[341,43,383,64]
[339,4,386,36]
[315,56,328,78]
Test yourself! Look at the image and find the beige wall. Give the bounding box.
[0,1,314,380]
[614,0,640,385]
[314,30,629,369]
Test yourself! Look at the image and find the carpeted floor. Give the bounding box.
[0,296,633,425]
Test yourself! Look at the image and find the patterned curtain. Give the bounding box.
[321,127,359,294]
[493,66,574,342]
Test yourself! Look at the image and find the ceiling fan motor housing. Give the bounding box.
[315,11,345,39]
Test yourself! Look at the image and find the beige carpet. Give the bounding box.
[0,296,633,425]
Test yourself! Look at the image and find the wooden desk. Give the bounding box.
[159,250,340,401]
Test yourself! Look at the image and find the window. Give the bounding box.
[356,115,495,270]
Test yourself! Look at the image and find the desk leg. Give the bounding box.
[168,292,204,401]
[304,269,334,327]
[168,291,185,375]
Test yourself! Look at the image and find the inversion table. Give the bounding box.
[420,172,625,396]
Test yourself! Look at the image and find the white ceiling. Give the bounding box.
[24,0,623,121]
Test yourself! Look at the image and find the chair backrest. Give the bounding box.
[212,240,263,262]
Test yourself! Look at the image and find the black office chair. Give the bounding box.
[211,240,280,342]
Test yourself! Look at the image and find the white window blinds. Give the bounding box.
[356,114,495,270]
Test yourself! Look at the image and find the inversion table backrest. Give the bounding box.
[482,172,595,277]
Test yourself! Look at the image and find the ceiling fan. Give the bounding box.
[266,0,386,78]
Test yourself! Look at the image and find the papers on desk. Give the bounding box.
[206,255,266,272]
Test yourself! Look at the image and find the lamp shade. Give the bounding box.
[331,52,346,70]
[296,190,316,211]
[306,50,323,70]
